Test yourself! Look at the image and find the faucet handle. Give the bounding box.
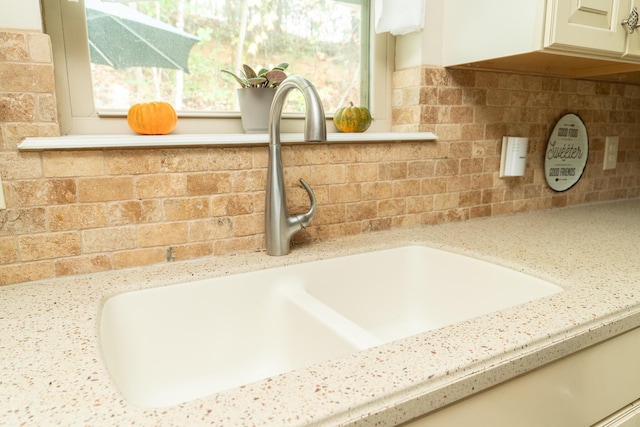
[296,178,316,228]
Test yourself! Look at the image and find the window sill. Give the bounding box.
[18,132,438,151]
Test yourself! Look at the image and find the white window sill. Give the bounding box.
[17,132,438,151]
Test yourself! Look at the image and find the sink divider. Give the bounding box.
[278,284,383,350]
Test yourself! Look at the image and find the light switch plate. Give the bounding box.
[603,136,619,170]
[0,175,5,210]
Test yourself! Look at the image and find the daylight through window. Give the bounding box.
[85,0,369,115]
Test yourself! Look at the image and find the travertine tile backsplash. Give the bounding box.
[1,30,639,285]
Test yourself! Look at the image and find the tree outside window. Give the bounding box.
[88,0,368,115]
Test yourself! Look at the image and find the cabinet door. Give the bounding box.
[404,327,640,427]
[546,0,630,56]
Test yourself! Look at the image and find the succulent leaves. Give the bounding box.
[221,63,289,88]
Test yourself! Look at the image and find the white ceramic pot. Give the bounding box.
[236,87,277,133]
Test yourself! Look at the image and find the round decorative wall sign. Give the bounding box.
[544,113,589,192]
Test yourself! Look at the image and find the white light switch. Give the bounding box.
[500,136,528,177]
[0,175,5,210]
[603,136,618,170]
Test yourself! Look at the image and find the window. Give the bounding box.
[43,0,392,135]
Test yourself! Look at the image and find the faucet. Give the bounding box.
[265,75,327,256]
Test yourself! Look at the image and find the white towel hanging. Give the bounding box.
[375,0,425,35]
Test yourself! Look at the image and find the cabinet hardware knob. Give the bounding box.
[622,7,640,34]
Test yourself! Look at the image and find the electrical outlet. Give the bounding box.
[603,136,619,170]
[0,175,5,210]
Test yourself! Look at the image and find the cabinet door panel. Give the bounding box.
[569,0,615,28]
[404,327,640,427]
[547,0,629,55]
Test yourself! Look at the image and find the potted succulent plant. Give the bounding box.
[221,63,289,133]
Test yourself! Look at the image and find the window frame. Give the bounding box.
[43,0,393,135]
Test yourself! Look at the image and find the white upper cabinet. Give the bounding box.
[442,0,548,67]
[545,0,628,56]
[442,0,640,80]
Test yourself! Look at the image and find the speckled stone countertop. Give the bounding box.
[2,199,640,426]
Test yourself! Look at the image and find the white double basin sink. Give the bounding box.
[99,245,562,408]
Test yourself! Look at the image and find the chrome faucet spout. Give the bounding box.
[265,76,326,256]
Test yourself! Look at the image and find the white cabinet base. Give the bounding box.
[404,327,640,427]
[594,399,640,427]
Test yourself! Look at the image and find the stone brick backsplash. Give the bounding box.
[1,30,639,285]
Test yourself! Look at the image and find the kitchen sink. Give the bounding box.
[99,245,562,408]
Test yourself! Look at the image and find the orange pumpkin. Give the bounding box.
[333,102,372,133]
[127,102,177,135]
